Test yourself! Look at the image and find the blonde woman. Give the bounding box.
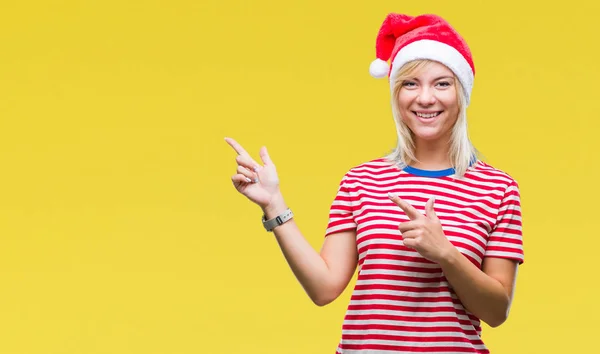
[226,13,523,354]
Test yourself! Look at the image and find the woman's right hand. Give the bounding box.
[224,137,283,212]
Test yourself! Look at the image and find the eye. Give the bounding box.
[436,81,451,88]
[402,81,417,88]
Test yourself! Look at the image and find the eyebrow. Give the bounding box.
[407,76,454,82]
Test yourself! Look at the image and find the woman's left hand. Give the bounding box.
[388,193,455,264]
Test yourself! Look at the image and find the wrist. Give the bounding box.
[262,193,287,219]
[438,245,461,268]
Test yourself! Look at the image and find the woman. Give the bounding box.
[225,13,523,354]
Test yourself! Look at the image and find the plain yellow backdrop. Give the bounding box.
[0,1,598,353]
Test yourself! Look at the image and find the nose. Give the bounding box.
[416,87,436,106]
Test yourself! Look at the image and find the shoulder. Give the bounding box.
[341,157,397,179]
[468,160,519,189]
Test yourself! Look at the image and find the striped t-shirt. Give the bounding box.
[325,158,524,354]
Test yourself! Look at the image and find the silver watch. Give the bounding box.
[262,209,294,232]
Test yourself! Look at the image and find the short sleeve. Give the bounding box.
[324,173,357,237]
[484,180,524,264]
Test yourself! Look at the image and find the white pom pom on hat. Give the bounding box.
[369,58,390,79]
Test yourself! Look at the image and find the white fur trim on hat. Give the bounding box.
[390,39,474,106]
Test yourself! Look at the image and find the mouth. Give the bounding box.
[412,111,443,122]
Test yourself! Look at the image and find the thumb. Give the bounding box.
[259,146,273,166]
[425,197,439,221]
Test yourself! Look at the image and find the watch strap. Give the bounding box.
[262,208,294,232]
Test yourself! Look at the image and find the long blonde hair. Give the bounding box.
[385,59,479,178]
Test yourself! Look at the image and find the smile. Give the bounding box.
[413,111,442,118]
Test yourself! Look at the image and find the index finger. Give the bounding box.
[388,193,422,220]
[224,137,249,156]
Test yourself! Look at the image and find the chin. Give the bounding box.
[411,128,446,141]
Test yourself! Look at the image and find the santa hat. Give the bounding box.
[369,13,475,105]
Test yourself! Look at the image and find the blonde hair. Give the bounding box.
[385,59,479,178]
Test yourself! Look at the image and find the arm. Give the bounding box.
[440,181,523,327]
[225,137,358,306]
[438,252,518,327]
[389,193,522,328]
[264,195,358,306]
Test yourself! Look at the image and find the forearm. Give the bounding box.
[263,196,338,305]
[439,248,510,327]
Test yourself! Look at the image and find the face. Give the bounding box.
[396,61,460,144]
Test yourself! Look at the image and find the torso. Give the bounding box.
[325,158,523,354]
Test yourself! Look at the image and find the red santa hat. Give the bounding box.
[369,13,475,105]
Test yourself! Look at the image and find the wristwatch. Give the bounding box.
[262,208,294,232]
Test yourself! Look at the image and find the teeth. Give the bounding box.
[416,112,439,118]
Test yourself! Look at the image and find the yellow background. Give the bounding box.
[0,1,597,353]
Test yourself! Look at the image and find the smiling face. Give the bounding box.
[394,61,460,145]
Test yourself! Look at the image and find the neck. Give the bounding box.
[410,138,452,170]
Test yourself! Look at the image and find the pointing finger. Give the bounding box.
[388,193,422,220]
[225,137,250,156]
